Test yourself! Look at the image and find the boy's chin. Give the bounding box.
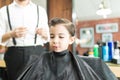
[53,49,66,52]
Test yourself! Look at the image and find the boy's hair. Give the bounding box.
[49,17,75,36]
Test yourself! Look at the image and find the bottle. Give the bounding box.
[108,41,114,61]
[88,48,94,57]
[102,43,109,62]
[97,40,103,59]
[93,44,99,57]
[113,41,120,59]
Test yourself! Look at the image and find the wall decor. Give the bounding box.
[102,33,113,42]
[96,23,118,33]
[80,28,94,47]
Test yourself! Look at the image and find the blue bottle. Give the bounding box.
[108,41,114,61]
[102,43,109,61]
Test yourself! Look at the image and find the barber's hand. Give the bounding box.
[10,27,27,38]
[36,28,48,40]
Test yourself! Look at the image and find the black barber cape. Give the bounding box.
[17,50,118,80]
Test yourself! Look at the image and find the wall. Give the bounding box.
[32,0,47,10]
[76,18,120,55]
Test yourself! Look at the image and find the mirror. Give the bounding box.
[73,0,120,55]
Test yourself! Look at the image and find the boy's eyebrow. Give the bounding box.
[59,33,65,35]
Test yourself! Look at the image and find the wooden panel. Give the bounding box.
[0,0,13,8]
[47,0,72,21]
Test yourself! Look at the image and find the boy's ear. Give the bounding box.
[69,36,75,44]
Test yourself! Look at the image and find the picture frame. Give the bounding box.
[102,33,113,42]
[80,28,94,47]
[96,23,118,33]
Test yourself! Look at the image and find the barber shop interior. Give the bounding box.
[0,0,120,80]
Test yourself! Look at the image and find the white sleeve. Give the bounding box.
[0,7,9,45]
[38,6,50,43]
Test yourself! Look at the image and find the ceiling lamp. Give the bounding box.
[96,0,112,18]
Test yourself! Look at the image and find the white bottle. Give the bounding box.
[88,49,94,57]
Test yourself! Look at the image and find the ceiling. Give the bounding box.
[74,0,120,21]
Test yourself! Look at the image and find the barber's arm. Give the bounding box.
[36,28,49,40]
[2,27,27,43]
[2,31,13,43]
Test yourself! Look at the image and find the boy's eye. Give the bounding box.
[50,36,54,38]
[50,34,54,38]
[59,36,64,38]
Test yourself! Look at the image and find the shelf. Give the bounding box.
[106,62,120,77]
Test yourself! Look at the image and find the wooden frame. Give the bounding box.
[80,27,94,47]
[96,23,118,33]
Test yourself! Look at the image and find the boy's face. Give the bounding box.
[50,24,74,52]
